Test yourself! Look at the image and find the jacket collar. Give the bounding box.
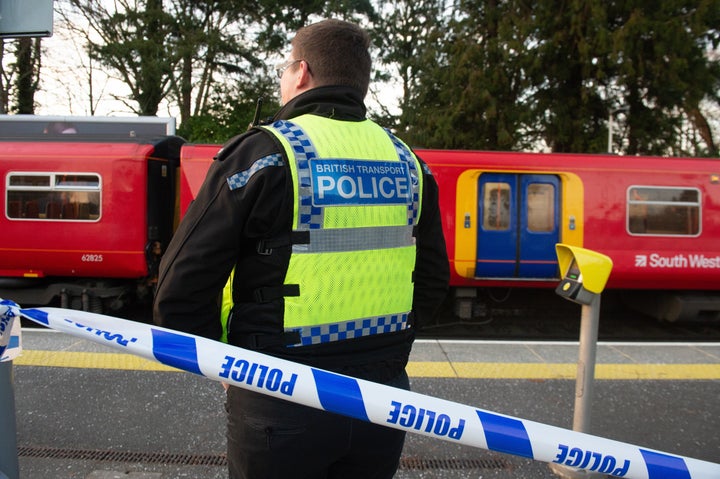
[272,86,367,123]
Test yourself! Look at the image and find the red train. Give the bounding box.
[0,116,181,312]
[2,116,720,322]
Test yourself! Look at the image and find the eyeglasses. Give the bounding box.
[275,59,302,79]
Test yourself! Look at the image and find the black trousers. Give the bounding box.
[225,370,410,479]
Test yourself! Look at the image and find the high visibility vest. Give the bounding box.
[221,115,423,347]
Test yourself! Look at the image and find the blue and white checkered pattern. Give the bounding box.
[290,313,409,347]
[272,120,323,229]
[384,128,420,225]
[226,153,284,191]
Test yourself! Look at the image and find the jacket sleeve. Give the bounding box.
[153,131,286,339]
[412,159,450,329]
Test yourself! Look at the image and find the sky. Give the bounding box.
[33,8,400,122]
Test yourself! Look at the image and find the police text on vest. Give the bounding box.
[310,159,412,206]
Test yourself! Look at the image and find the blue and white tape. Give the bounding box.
[5,301,719,479]
[0,299,21,362]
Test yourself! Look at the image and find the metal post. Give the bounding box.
[573,295,600,433]
[607,106,629,154]
[0,360,19,479]
[550,295,605,479]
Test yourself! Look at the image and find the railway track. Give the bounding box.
[16,289,720,342]
[419,289,720,342]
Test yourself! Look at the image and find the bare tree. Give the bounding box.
[61,0,267,122]
[0,39,7,114]
[0,37,43,114]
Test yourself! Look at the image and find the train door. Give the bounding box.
[475,173,560,279]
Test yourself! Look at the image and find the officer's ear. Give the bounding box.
[294,60,315,90]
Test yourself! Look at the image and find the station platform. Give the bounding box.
[6,329,720,478]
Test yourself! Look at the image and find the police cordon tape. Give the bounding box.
[0,301,19,362]
[1,299,718,479]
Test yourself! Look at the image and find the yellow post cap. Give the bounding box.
[555,244,613,294]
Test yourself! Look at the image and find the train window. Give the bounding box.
[55,174,99,189]
[527,183,555,232]
[9,175,51,187]
[483,182,511,230]
[627,186,700,236]
[6,172,101,221]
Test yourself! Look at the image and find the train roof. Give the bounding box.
[0,114,177,142]
[416,147,720,168]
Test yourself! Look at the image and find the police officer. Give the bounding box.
[154,19,449,479]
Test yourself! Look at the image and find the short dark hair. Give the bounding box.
[292,19,371,97]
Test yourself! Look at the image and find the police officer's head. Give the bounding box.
[279,19,371,104]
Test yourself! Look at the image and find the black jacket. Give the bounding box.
[154,86,449,382]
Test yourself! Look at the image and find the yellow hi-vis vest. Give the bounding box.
[221,115,423,347]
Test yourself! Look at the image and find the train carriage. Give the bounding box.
[0,116,182,312]
[420,149,720,321]
[2,115,720,323]
[176,144,720,322]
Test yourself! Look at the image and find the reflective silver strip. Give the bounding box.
[292,225,415,253]
[286,313,410,347]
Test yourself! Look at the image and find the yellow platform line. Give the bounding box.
[409,362,720,380]
[12,350,720,380]
[15,350,176,371]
